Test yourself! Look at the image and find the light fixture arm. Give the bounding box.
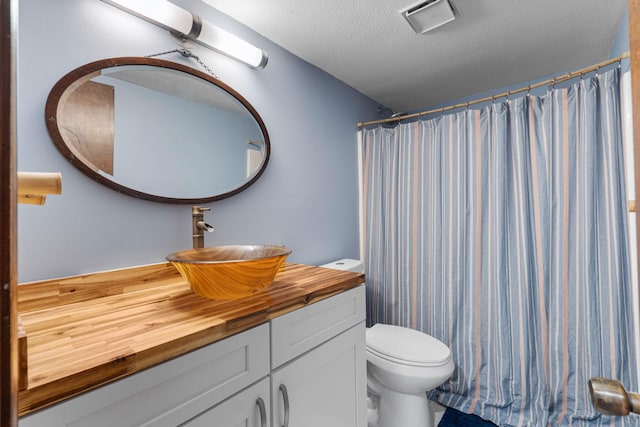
[171,14,202,44]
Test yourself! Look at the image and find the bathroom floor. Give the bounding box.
[437,407,498,426]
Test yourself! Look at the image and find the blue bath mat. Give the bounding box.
[438,407,498,426]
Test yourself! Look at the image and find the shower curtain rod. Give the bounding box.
[357,51,630,128]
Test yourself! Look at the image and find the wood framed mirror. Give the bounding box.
[45,57,270,204]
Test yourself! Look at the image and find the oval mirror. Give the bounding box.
[45,57,270,204]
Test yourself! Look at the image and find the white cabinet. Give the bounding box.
[270,285,367,427]
[20,285,366,427]
[272,323,365,427]
[20,324,270,427]
[271,284,366,369]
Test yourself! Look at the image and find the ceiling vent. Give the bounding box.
[399,0,455,34]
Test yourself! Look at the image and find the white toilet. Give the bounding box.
[366,323,454,427]
[319,259,455,427]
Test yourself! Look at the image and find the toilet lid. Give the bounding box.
[366,324,451,366]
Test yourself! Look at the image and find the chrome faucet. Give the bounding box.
[192,206,214,249]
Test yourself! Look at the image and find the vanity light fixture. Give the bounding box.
[100,0,268,69]
[399,0,456,34]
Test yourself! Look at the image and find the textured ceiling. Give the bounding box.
[203,0,627,114]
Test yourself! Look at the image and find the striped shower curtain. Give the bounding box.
[360,67,638,426]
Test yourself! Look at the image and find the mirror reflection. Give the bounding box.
[46,57,270,203]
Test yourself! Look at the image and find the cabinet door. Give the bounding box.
[271,322,366,427]
[180,378,270,427]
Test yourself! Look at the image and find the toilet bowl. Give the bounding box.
[366,324,454,427]
[318,259,454,427]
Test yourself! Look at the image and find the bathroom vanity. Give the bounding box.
[17,263,366,426]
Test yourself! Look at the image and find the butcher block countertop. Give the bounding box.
[17,262,365,416]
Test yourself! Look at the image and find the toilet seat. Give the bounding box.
[366,324,451,367]
[366,346,450,367]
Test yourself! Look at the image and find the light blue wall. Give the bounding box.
[610,9,630,58]
[17,0,381,282]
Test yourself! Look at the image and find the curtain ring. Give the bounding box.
[578,70,585,82]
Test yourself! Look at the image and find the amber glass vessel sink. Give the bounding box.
[166,245,292,300]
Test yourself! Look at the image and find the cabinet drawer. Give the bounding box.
[271,285,365,369]
[180,377,270,427]
[20,323,270,427]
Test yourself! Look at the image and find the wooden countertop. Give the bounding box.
[17,262,365,416]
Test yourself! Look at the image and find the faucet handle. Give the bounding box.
[192,206,211,214]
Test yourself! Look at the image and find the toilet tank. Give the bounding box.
[319,258,363,273]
